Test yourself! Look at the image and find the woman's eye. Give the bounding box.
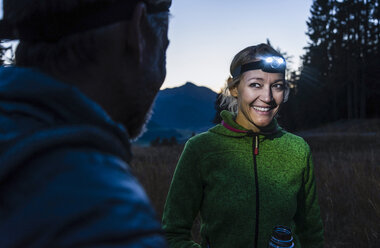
[249,82,261,88]
[272,84,285,90]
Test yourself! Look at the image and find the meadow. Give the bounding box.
[130,122,380,247]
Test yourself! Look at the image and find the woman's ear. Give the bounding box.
[229,86,238,98]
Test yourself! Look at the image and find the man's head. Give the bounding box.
[1,0,171,139]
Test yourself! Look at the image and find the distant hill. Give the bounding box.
[134,82,217,145]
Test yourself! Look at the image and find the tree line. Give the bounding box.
[150,136,179,147]
[285,0,379,131]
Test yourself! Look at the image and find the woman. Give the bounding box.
[162,44,324,248]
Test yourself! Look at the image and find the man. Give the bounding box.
[0,0,171,247]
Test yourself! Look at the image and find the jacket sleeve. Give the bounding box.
[162,140,203,248]
[294,145,324,248]
[1,147,167,248]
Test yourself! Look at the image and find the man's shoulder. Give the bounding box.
[0,146,165,247]
[30,146,144,200]
[35,146,130,172]
[3,146,147,211]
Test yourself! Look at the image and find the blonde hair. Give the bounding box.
[220,43,289,114]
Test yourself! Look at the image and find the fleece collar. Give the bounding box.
[209,110,282,138]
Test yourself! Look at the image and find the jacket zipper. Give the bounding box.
[253,135,259,248]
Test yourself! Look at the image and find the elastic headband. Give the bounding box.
[0,0,170,42]
[232,56,286,78]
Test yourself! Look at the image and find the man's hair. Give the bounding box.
[3,0,170,23]
[220,44,290,115]
[3,0,170,72]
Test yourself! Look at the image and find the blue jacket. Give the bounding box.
[0,66,167,247]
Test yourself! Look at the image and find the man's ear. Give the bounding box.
[229,86,238,98]
[127,2,148,64]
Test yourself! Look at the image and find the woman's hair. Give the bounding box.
[220,43,289,114]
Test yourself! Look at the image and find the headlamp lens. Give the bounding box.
[264,56,285,69]
[265,57,274,63]
[276,57,285,64]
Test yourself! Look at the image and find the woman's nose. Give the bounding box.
[260,87,273,103]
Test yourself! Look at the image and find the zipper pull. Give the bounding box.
[254,135,259,155]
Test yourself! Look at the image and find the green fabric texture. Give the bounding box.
[162,110,324,248]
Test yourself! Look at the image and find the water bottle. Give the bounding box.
[268,225,295,248]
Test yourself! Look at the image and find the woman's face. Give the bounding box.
[231,69,285,132]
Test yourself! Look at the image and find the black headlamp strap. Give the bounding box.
[0,0,170,42]
[239,61,263,75]
[231,58,286,78]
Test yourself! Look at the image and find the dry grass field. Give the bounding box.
[130,122,380,247]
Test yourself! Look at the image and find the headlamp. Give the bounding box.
[232,56,286,78]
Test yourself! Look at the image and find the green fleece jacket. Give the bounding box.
[162,111,323,248]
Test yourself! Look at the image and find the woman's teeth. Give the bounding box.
[253,106,271,112]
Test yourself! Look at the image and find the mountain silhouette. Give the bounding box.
[135,82,217,145]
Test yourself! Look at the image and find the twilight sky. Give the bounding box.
[164,0,314,92]
[0,0,314,92]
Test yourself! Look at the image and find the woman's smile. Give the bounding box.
[251,105,275,114]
